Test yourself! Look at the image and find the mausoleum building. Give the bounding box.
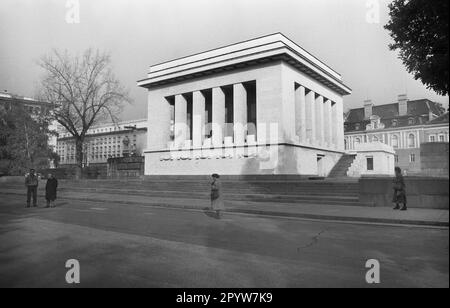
[138,33,352,175]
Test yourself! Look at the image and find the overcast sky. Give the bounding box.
[1,0,448,121]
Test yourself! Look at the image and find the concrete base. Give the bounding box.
[144,144,343,176]
[359,176,449,209]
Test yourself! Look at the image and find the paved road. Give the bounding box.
[0,194,448,287]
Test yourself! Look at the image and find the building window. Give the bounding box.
[366,157,374,171]
[429,135,436,142]
[391,135,399,148]
[355,123,360,130]
[408,118,415,125]
[410,153,415,163]
[355,137,361,146]
[372,136,379,142]
[408,134,416,148]
[395,155,399,163]
[391,119,398,127]
[439,135,445,142]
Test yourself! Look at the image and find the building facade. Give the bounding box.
[344,95,448,175]
[0,91,52,116]
[138,33,352,176]
[0,90,58,151]
[56,119,147,166]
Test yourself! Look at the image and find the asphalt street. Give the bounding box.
[0,194,448,287]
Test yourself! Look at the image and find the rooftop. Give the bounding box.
[137,33,351,95]
[344,99,447,132]
[0,91,48,105]
[346,99,443,123]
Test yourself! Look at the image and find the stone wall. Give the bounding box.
[420,142,449,177]
[107,156,144,178]
[39,164,107,179]
[144,144,342,176]
[359,176,449,209]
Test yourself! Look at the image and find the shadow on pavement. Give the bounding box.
[202,207,220,219]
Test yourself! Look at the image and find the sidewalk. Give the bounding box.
[0,187,448,227]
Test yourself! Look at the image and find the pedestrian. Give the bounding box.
[45,173,58,208]
[211,173,224,219]
[25,168,38,208]
[392,166,407,211]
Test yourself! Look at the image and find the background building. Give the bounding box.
[344,95,448,175]
[0,90,52,116]
[56,119,147,167]
[0,90,58,168]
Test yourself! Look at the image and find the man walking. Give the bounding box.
[25,168,39,208]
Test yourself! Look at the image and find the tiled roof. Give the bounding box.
[346,99,440,122]
[344,99,447,132]
[427,112,449,125]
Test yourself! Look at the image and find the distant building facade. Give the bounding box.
[56,119,147,166]
[344,95,449,175]
[0,90,58,155]
[0,91,52,116]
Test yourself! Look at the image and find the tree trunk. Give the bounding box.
[75,137,84,180]
[23,123,32,166]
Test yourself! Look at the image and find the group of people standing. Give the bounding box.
[24,169,58,208]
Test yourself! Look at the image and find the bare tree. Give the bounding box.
[38,48,131,179]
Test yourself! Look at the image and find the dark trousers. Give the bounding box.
[26,186,37,207]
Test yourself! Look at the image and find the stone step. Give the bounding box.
[55,186,359,198]
[2,177,365,206]
[328,154,357,178]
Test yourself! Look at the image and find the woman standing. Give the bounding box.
[211,173,225,219]
[45,173,58,208]
[392,167,407,211]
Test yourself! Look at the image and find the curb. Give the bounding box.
[1,190,448,227]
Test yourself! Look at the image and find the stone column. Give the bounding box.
[305,90,315,144]
[174,94,187,148]
[295,85,306,143]
[192,91,205,148]
[335,100,345,151]
[315,95,324,146]
[331,102,338,149]
[147,93,172,151]
[212,87,225,147]
[324,99,332,147]
[233,83,247,146]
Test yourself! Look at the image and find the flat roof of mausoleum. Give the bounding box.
[138,33,351,95]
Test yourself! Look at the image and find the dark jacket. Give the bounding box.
[25,173,38,187]
[45,178,58,201]
[392,174,405,192]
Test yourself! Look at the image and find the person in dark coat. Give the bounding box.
[211,173,224,219]
[25,168,38,207]
[392,167,407,211]
[45,173,58,208]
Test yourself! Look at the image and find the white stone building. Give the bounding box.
[56,119,147,166]
[138,33,352,176]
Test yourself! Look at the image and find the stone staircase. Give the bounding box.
[49,175,367,207]
[0,175,368,207]
[328,154,357,178]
